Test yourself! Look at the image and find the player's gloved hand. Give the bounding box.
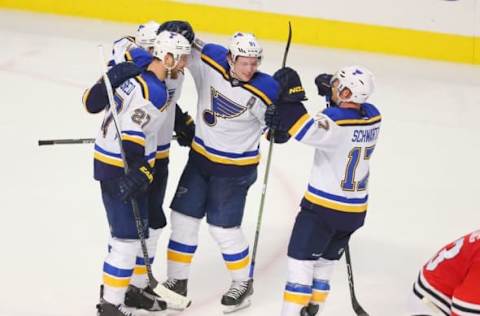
[266,129,290,144]
[108,62,142,89]
[117,162,154,201]
[273,67,307,103]
[314,73,333,97]
[264,105,280,130]
[174,105,195,147]
[158,20,195,44]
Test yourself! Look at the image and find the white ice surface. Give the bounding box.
[1,9,479,316]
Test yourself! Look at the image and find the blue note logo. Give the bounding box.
[203,87,247,126]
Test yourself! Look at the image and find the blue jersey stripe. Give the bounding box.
[194,137,259,158]
[308,185,368,204]
[94,144,122,158]
[157,144,171,151]
[295,118,315,141]
[123,130,146,138]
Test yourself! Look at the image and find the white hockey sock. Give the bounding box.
[103,238,139,305]
[311,257,336,310]
[167,211,200,280]
[130,228,162,289]
[281,257,314,316]
[209,225,250,281]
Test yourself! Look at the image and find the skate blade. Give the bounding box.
[222,298,251,314]
[155,284,192,311]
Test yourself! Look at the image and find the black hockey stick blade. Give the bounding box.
[282,21,292,68]
[345,245,370,316]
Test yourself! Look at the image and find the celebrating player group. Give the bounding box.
[80,18,476,316]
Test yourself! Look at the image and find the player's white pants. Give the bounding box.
[167,211,201,280]
[130,228,162,289]
[209,225,250,281]
[281,257,335,316]
[103,238,139,305]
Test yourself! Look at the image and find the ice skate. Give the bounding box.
[162,278,188,296]
[154,278,191,310]
[96,301,134,316]
[124,284,167,311]
[221,279,253,314]
[300,303,319,316]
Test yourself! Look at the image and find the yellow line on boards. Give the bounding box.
[0,0,478,64]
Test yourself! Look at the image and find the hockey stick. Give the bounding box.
[38,138,95,145]
[249,21,292,280]
[345,245,369,316]
[38,135,178,146]
[98,45,158,289]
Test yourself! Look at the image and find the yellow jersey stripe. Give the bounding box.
[225,256,250,271]
[94,151,124,168]
[283,292,312,305]
[82,88,91,112]
[191,142,260,166]
[167,250,193,264]
[156,151,169,160]
[125,50,133,62]
[135,75,149,100]
[121,134,145,146]
[335,115,382,126]
[201,54,229,80]
[304,192,367,213]
[288,113,311,136]
[103,274,130,288]
[242,83,272,106]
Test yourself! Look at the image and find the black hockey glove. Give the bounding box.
[266,129,290,144]
[158,20,195,44]
[107,62,142,89]
[117,162,154,202]
[273,67,307,103]
[174,105,195,147]
[314,73,333,97]
[264,105,280,130]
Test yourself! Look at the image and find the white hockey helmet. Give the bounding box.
[152,31,191,66]
[135,21,160,49]
[228,32,263,63]
[331,65,375,104]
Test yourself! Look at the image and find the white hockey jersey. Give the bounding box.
[92,71,169,180]
[287,104,381,230]
[187,43,279,176]
[154,72,185,167]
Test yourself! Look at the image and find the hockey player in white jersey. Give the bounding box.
[159,27,286,312]
[265,66,381,316]
[84,31,191,316]
[85,20,196,148]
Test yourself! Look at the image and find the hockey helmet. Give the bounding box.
[135,21,161,49]
[331,65,375,104]
[228,32,263,63]
[152,31,191,66]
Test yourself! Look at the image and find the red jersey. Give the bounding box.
[414,230,480,315]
